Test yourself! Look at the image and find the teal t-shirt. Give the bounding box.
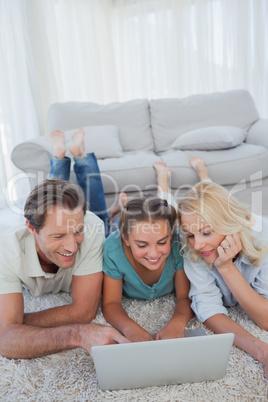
[103,229,184,300]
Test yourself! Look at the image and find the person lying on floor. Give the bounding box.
[102,161,211,342]
[177,159,268,377]
[0,178,127,359]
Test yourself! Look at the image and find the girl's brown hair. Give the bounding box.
[119,195,177,238]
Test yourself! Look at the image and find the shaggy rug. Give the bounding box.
[0,288,267,402]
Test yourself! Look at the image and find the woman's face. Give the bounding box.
[122,220,172,271]
[180,214,225,264]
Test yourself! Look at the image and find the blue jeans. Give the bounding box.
[50,153,110,234]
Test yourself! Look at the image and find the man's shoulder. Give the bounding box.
[83,211,105,245]
[0,224,29,255]
[0,225,31,288]
[84,210,104,226]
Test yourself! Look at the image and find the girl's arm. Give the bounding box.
[215,234,268,330]
[156,270,193,340]
[205,313,268,377]
[102,274,153,342]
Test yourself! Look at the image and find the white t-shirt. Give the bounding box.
[0,211,104,296]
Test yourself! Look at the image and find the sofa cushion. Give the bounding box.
[47,99,154,152]
[92,151,161,194]
[160,143,268,188]
[64,125,123,159]
[150,89,259,153]
[171,126,247,151]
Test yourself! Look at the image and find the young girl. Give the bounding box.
[177,166,268,376]
[102,163,193,342]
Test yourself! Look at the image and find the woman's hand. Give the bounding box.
[214,233,242,270]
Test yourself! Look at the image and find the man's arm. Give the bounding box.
[0,292,128,359]
[23,272,103,327]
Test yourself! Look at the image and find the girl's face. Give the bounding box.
[180,214,225,264]
[122,220,172,271]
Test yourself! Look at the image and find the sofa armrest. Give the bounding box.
[246,119,268,148]
[11,137,52,173]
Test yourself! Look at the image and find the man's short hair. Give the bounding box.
[24,179,87,233]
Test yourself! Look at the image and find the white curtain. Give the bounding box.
[0,0,117,207]
[0,0,40,208]
[112,0,268,114]
[0,0,267,207]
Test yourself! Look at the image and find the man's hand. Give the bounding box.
[79,323,130,355]
[0,292,129,359]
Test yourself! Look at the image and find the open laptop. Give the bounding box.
[91,330,234,391]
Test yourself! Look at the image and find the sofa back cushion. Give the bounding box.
[47,99,154,152]
[150,89,260,153]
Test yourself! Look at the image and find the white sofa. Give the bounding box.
[11,89,268,215]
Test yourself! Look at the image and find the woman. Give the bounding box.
[178,175,268,376]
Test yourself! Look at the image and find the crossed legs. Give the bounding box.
[49,129,110,232]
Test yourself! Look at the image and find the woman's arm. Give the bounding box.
[205,313,268,377]
[215,234,268,330]
[102,274,153,342]
[217,264,268,330]
[156,270,193,340]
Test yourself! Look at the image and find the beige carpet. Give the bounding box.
[0,289,267,402]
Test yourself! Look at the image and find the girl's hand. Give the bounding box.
[214,233,242,270]
[125,327,153,343]
[155,322,184,340]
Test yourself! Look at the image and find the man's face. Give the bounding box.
[28,205,85,270]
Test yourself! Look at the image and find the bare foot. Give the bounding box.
[119,192,128,207]
[109,192,128,222]
[153,162,171,193]
[153,162,171,178]
[190,157,209,181]
[50,130,66,159]
[69,128,85,158]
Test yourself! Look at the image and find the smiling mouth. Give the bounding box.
[145,257,161,264]
[200,250,214,257]
[58,252,75,257]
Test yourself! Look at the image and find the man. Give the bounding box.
[0,179,127,359]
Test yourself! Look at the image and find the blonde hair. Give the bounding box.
[178,182,268,266]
